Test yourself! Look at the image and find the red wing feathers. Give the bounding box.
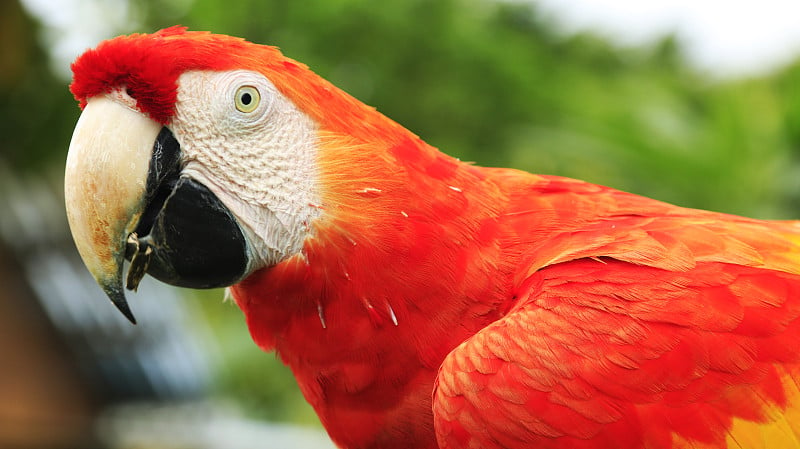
[433,258,800,449]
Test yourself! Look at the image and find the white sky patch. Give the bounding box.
[20,0,800,80]
[20,0,135,79]
[532,0,800,77]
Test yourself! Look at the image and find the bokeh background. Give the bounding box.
[4,0,800,448]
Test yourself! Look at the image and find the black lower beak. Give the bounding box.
[114,127,249,323]
[126,174,249,288]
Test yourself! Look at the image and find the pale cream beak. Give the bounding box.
[64,95,161,323]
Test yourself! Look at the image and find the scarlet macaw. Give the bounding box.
[64,27,800,449]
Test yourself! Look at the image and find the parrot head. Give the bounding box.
[65,27,406,323]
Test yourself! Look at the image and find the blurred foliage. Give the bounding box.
[9,0,800,426]
[0,0,78,173]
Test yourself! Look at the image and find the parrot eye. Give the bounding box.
[234,85,260,113]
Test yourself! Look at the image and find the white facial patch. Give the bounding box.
[170,70,321,272]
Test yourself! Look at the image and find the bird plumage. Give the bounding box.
[68,28,800,449]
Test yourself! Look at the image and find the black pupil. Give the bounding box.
[241,92,252,105]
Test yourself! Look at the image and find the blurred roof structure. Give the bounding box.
[0,162,215,447]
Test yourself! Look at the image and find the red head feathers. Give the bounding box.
[70,26,407,143]
[71,27,254,124]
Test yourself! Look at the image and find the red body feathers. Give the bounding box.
[71,28,800,449]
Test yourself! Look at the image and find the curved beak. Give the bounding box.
[64,96,160,324]
[64,95,249,324]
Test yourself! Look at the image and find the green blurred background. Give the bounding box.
[4,0,800,447]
